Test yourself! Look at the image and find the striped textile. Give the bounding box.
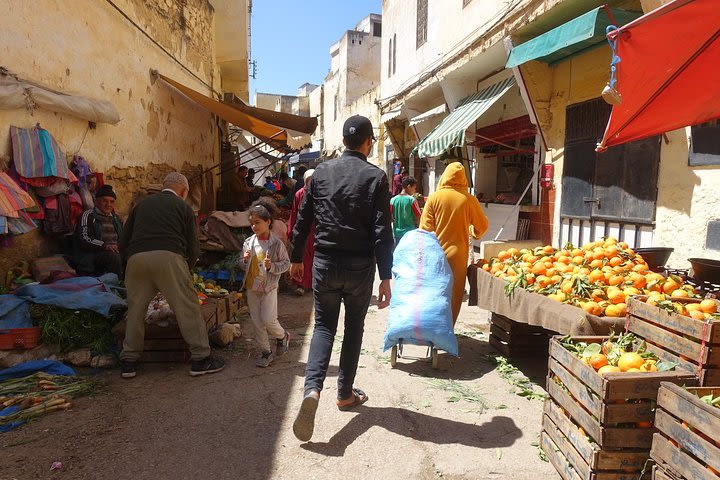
[7,211,37,235]
[0,216,7,235]
[412,77,516,158]
[9,125,69,179]
[0,172,36,218]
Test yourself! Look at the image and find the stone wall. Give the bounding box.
[0,0,223,276]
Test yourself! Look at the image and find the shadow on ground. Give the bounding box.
[300,406,522,457]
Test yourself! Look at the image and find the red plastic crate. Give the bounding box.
[0,327,42,350]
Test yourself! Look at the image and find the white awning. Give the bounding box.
[380,107,403,123]
[409,104,448,127]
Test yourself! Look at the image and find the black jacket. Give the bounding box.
[291,150,393,279]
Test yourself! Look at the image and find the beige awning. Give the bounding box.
[155,73,290,147]
[409,104,448,127]
[0,71,120,124]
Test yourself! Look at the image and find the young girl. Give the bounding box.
[241,199,291,367]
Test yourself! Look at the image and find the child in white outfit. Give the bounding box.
[241,200,291,367]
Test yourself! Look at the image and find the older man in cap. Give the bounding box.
[72,184,124,276]
[290,115,393,441]
[118,172,224,378]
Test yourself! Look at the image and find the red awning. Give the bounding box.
[598,0,720,151]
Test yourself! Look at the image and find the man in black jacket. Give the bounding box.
[71,185,123,276]
[290,115,393,441]
[118,172,224,379]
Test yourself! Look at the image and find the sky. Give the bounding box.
[249,0,381,102]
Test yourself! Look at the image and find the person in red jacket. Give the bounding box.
[287,169,315,296]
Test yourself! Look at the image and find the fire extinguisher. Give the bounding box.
[540,163,554,189]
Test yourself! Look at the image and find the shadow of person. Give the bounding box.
[300,406,522,457]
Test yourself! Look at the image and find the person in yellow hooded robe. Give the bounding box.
[419,162,489,324]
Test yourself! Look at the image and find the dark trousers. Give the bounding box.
[304,253,375,399]
[95,251,123,277]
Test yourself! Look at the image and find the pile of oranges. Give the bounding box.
[480,237,698,318]
[560,332,668,376]
[646,292,718,321]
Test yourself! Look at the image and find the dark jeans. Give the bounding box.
[304,252,375,400]
[95,251,123,277]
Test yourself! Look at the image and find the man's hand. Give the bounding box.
[377,279,392,309]
[290,263,304,283]
[104,244,120,254]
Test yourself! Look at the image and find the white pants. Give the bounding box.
[246,290,285,353]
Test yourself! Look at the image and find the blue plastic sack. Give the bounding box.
[383,230,458,356]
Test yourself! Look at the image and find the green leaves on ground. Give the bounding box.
[488,355,548,401]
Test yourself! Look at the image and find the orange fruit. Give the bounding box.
[640,361,658,372]
[618,352,645,372]
[590,259,604,269]
[557,255,571,265]
[589,353,608,370]
[663,278,681,294]
[609,275,625,286]
[572,255,585,265]
[626,368,641,373]
[671,289,689,298]
[531,263,546,276]
[633,263,649,273]
[605,304,624,317]
[589,270,605,284]
[582,301,603,316]
[609,256,623,267]
[630,273,647,289]
[689,310,706,321]
[507,248,520,258]
[597,365,621,375]
[561,281,574,295]
[497,250,510,261]
[602,341,614,355]
[623,287,641,297]
[548,292,567,303]
[700,299,718,314]
[542,245,555,254]
[608,290,626,305]
[686,303,702,312]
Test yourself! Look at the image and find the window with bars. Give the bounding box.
[392,33,397,74]
[388,37,392,78]
[690,119,720,165]
[416,0,428,49]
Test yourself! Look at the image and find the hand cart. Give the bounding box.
[390,338,440,369]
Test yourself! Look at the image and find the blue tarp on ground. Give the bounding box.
[0,295,32,329]
[14,275,126,317]
[0,360,75,382]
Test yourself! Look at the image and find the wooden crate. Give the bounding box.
[201,297,227,328]
[542,398,652,480]
[628,297,720,386]
[548,336,698,449]
[489,313,551,357]
[226,292,244,322]
[650,383,720,480]
[651,465,679,480]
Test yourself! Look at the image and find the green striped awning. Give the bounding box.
[505,7,642,69]
[413,77,516,158]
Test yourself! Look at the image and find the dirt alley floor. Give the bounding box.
[2,275,561,480]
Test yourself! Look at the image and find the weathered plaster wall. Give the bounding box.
[521,45,720,266]
[0,0,222,273]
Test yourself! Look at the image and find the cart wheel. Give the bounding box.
[390,345,398,368]
[431,348,439,369]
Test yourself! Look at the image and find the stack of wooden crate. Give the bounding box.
[488,313,553,357]
[650,383,720,480]
[542,335,698,480]
[628,297,720,386]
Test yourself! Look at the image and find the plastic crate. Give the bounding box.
[0,327,42,350]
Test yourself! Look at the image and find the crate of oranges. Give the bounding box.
[479,238,699,318]
[628,296,720,386]
[543,332,698,480]
[651,383,720,480]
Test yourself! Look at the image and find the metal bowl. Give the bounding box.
[688,257,720,284]
[635,247,674,272]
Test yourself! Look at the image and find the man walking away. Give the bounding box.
[119,172,224,378]
[390,176,421,247]
[290,115,393,442]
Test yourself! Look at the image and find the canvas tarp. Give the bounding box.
[468,268,624,335]
[0,73,120,125]
[598,0,720,150]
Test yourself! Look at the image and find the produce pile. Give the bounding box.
[559,331,676,375]
[646,293,719,321]
[193,273,229,303]
[480,237,699,317]
[0,373,101,430]
[30,305,122,353]
[698,390,720,409]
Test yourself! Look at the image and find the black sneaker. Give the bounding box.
[189,355,225,377]
[120,361,137,379]
[255,350,275,368]
[276,331,290,356]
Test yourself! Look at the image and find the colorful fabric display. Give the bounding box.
[0,172,35,218]
[9,125,69,181]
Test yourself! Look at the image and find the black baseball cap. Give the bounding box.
[343,115,375,141]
